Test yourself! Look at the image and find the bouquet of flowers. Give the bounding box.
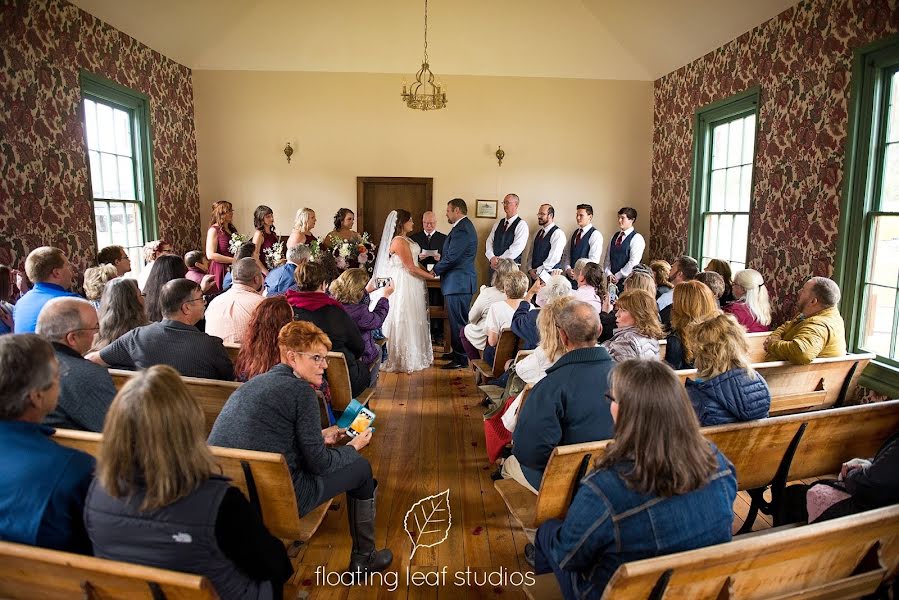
[263,241,285,269]
[326,232,376,275]
[228,232,250,256]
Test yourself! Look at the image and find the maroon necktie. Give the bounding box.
[501,219,508,233]
[616,232,624,247]
[574,229,582,246]
[536,229,545,242]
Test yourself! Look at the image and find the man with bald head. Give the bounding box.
[36,297,115,432]
[486,193,530,270]
[764,277,846,364]
[205,257,265,344]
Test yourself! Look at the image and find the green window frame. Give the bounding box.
[688,87,760,273]
[80,72,157,273]
[836,33,899,398]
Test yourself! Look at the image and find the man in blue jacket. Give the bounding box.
[433,199,478,369]
[505,301,615,492]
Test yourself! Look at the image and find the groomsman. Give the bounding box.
[485,193,529,269]
[562,204,603,287]
[603,206,646,284]
[410,211,447,268]
[526,204,566,281]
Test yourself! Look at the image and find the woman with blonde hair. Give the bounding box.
[601,289,664,361]
[686,313,771,425]
[664,280,721,370]
[623,270,656,297]
[482,271,530,366]
[85,365,292,597]
[210,321,392,576]
[531,359,737,597]
[705,258,735,305]
[462,258,517,359]
[330,268,391,381]
[82,264,118,309]
[724,268,772,332]
[205,200,238,291]
[286,207,317,249]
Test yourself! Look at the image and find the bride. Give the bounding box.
[373,210,437,373]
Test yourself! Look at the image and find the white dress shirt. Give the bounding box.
[485,214,529,262]
[528,223,567,275]
[562,224,603,270]
[603,227,646,279]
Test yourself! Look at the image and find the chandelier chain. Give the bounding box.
[423,0,429,63]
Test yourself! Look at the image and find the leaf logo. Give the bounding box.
[404,489,452,560]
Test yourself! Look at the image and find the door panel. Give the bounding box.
[357,177,433,245]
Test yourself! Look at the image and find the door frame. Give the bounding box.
[356,177,434,241]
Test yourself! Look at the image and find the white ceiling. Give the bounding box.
[70,0,798,80]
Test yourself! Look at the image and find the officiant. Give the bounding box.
[411,211,447,341]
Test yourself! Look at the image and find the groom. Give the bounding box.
[433,198,477,369]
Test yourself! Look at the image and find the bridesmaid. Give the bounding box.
[251,205,278,275]
[286,207,317,249]
[324,208,361,249]
[205,200,237,291]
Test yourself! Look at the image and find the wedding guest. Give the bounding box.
[483,271,530,366]
[461,259,517,359]
[86,366,292,596]
[234,296,294,382]
[764,277,846,364]
[205,200,238,291]
[97,245,132,277]
[0,264,14,334]
[535,273,573,308]
[601,290,663,361]
[143,254,188,322]
[330,268,391,384]
[136,240,174,291]
[209,321,392,576]
[0,334,95,553]
[724,269,772,332]
[662,256,699,328]
[705,259,735,305]
[83,264,117,310]
[286,207,317,249]
[512,275,572,350]
[652,259,674,311]
[324,208,362,249]
[222,242,256,293]
[92,278,147,351]
[13,247,79,333]
[288,262,368,396]
[265,244,312,297]
[530,359,736,597]
[251,205,279,276]
[603,207,645,284]
[664,280,721,371]
[695,271,726,301]
[686,313,771,426]
[205,258,265,344]
[37,298,115,433]
[571,260,606,316]
[184,250,219,296]
[622,271,656,297]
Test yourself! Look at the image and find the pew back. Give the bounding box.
[660,331,770,363]
[223,343,240,365]
[325,351,374,412]
[0,540,218,599]
[108,369,240,435]
[473,328,520,381]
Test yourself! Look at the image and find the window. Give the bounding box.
[838,35,899,395]
[689,88,759,273]
[81,73,156,275]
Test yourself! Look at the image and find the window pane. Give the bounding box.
[725,167,741,212]
[88,150,103,198]
[860,284,896,357]
[84,99,99,151]
[94,203,112,248]
[96,103,116,153]
[727,119,744,167]
[100,153,119,198]
[709,170,725,211]
[114,109,133,157]
[125,202,143,247]
[742,114,756,163]
[733,214,749,264]
[887,71,899,144]
[868,216,899,287]
[717,214,734,259]
[711,124,728,170]
[739,164,753,211]
[881,143,899,212]
[703,214,719,262]
[117,156,136,200]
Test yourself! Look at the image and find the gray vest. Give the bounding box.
[85,476,271,600]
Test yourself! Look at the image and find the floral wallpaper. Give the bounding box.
[650,0,899,325]
[0,0,200,276]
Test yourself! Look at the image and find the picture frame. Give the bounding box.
[475,199,498,219]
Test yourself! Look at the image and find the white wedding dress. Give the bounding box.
[381,237,434,373]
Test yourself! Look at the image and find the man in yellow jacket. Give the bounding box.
[764,277,846,365]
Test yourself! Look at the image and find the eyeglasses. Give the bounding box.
[293,352,328,365]
[67,326,100,335]
[183,297,205,306]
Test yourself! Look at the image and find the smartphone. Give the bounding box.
[539,270,553,284]
[376,277,392,289]
[346,407,376,437]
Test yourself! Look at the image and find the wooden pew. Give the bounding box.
[223,342,240,364]
[0,540,218,599]
[676,353,874,416]
[53,429,331,547]
[325,352,375,412]
[495,399,899,535]
[523,504,899,600]
[109,369,240,435]
[660,330,770,363]
[472,328,521,383]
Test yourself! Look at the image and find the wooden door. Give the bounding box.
[357,177,433,245]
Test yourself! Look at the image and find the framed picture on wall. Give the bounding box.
[475,199,498,219]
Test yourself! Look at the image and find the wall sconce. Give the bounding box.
[283,142,294,164]
[495,146,505,167]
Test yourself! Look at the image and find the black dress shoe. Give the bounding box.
[442,360,464,369]
[440,352,456,360]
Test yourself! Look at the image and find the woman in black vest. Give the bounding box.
[85,365,292,599]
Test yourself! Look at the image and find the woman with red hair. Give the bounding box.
[234,296,294,381]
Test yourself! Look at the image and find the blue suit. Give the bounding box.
[434,216,477,364]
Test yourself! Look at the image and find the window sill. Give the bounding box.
[859,360,899,399]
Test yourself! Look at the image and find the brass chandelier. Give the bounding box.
[401,0,447,111]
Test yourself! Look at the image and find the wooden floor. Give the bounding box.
[287,362,802,599]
